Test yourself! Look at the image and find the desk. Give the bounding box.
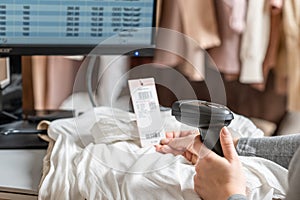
[0,149,46,199]
[0,120,49,149]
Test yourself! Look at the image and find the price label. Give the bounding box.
[128,78,165,147]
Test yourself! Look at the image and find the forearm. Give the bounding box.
[236,134,300,169]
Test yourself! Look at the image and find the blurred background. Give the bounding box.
[3,0,299,137]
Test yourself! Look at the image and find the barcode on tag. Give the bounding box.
[145,132,161,140]
[128,78,165,147]
[138,91,152,100]
[149,102,157,110]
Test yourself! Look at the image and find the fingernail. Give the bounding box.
[161,138,170,144]
[222,127,229,135]
[166,132,173,138]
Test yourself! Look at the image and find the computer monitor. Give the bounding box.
[0,0,157,56]
[0,0,157,124]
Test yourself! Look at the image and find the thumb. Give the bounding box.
[220,127,238,161]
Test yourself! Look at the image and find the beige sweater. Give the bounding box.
[282,0,300,111]
[154,0,220,81]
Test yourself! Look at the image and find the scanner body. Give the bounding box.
[172,100,234,156]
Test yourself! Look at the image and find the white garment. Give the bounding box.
[39,107,287,200]
[240,0,271,83]
[229,113,264,138]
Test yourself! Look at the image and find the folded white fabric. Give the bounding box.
[90,108,138,144]
[90,108,197,144]
[240,156,288,200]
[229,113,264,138]
[39,107,287,200]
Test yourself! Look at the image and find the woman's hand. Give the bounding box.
[193,127,246,200]
[155,130,201,164]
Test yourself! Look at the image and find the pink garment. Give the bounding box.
[208,0,244,76]
[45,56,81,109]
[223,0,247,33]
[270,0,283,9]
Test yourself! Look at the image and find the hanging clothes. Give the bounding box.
[176,0,221,49]
[252,0,283,91]
[31,56,82,110]
[282,0,300,111]
[154,0,220,81]
[223,0,247,33]
[154,0,185,68]
[239,0,271,84]
[207,0,246,80]
[32,56,48,110]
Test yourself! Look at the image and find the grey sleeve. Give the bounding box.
[236,134,300,169]
[285,146,300,200]
[227,194,247,200]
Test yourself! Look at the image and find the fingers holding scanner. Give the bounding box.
[194,127,246,200]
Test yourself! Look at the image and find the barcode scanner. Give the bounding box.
[171,100,234,156]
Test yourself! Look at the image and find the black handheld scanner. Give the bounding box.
[172,100,234,156]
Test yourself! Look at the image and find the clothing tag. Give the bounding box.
[128,78,165,147]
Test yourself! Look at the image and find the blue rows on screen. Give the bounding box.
[0,0,155,46]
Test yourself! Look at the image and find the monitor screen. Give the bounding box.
[0,0,156,56]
